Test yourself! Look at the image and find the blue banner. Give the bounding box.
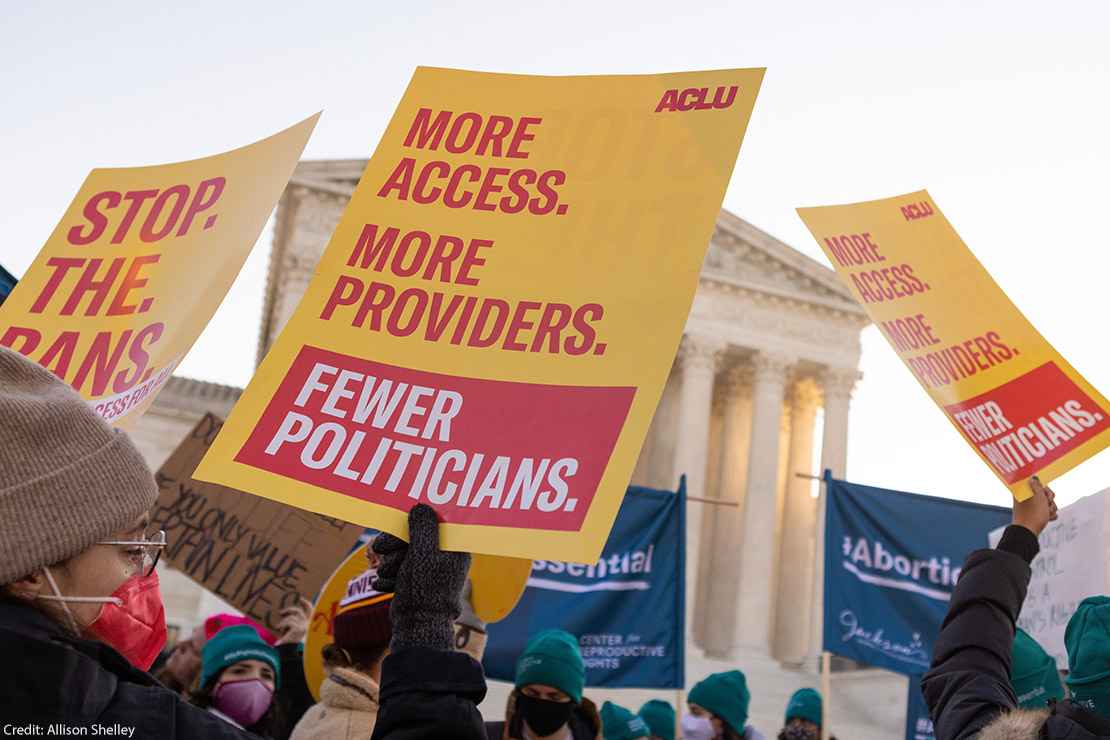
[823,472,1009,675]
[0,264,15,306]
[484,482,686,689]
[905,675,935,740]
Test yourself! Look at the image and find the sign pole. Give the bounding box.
[821,651,831,740]
[675,689,683,739]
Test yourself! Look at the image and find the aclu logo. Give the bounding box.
[901,200,935,221]
[530,545,654,594]
[655,86,739,112]
[841,536,961,602]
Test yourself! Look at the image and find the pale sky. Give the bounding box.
[3,0,1107,508]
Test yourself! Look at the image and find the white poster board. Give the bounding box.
[989,489,1109,667]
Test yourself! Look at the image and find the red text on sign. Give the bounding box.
[901,201,935,221]
[904,331,1017,388]
[1,322,165,396]
[654,86,739,112]
[67,177,225,245]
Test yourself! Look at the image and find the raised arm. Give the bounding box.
[921,478,1057,740]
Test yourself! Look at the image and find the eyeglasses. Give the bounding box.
[98,529,167,577]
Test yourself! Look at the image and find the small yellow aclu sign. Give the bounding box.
[798,191,1110,499]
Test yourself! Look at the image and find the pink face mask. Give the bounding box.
[212,678,275,728]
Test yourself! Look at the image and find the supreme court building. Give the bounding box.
[130,159,907,738]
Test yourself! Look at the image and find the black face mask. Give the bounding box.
[517,693,575,736]
[778,726,818,740]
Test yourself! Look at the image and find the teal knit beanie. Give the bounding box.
[688,670,750,734]
[600,701,650,740]
[1067,597,1110,715]
[201,624,281,689]
[1012,628,1064,709]
[785,688,822,726]
[639,700,675,740]
[515,629,585,703]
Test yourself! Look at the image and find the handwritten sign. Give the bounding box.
[990,490,1108,666]
[151,413,362,631]
[195,66,764,563]
[0,116,317,429]
[797,191,1110,499]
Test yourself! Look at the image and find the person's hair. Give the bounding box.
[0,559,79,636]
[189,664,286,739]
[322,642,388,674]
[777,732,836,740]
[720,717,743,740]
[505,689,528,738]
[153,663,188,695]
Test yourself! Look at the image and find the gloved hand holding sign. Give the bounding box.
[372,504,471,653]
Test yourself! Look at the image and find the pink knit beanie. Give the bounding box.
[0,347,158,584]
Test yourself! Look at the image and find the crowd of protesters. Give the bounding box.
[0,346,825,739]
[6,340,1109,740]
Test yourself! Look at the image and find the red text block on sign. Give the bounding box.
[235,346,636,531]
[943,362,1110,484]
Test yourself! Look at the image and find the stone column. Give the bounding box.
[734,352,793,652]
[699,366,752,657]
[632,360,681,489]
[774,381,820,663]
[672,335,722,642]
[820,369,857,479]
[810,368,859,657]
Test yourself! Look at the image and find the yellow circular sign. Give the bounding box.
[303,546,534,700]
[304,547,372,701]
[470,552,532,623]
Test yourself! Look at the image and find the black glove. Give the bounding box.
[371,504,471,652]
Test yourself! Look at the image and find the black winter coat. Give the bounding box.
[922,525,1110,740]
[370,646,488,740]
[0,600,257,739]
[274,643,315,740]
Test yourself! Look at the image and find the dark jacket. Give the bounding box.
[370,646,488,740]
[274,643,315,740]
[484,691,602,740]
[0,600,257,739]
[922,525,1110,739]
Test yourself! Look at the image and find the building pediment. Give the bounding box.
[706,210,865,318]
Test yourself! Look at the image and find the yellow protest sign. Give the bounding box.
[0,115,318,428]
[195,66,763,562]
[797,190,1110,499]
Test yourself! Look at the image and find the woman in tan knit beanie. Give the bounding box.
[0,346,255,738]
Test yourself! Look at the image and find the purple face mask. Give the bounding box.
[212,678,274,728]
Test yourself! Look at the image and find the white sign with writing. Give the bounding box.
[990,490,1109,667]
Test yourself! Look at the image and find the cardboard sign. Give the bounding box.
[989,490,1109,667]
[195,66,764,562]
[150,413,363,632]
[797,191,1110,499]
[0,116,318,428]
